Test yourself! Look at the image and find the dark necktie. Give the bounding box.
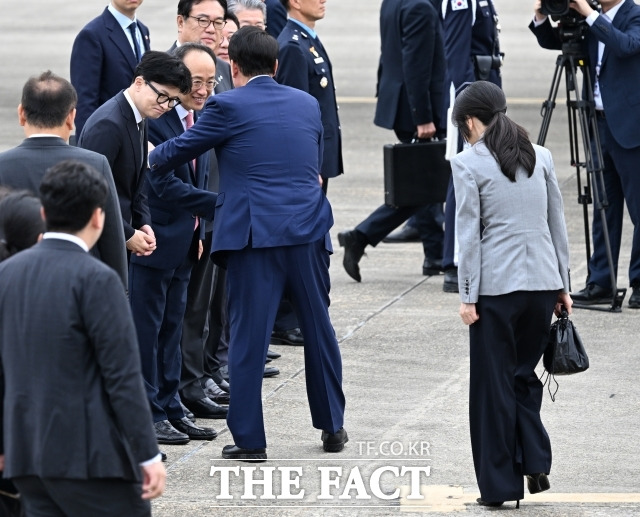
[184,112,199,230]
[128,22,142,62]
[138,121,145,168]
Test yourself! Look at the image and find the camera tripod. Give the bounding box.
[537,43,626,312]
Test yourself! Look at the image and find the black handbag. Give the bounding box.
[544,308,589,375]
[383,139,451,207]
[541,308,589,401]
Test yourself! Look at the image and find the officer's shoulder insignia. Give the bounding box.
[292,33,299,41]
[451,0,469,10]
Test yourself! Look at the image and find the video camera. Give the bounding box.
[540,0,600,43]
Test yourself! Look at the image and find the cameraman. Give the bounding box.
[530,0,640,309]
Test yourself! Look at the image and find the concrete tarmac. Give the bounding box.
[1,1,639,515]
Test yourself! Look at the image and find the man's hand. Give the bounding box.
[126,227,157,256]
[570,0,596,18]
[416,122,436,140]
[555,292,573,317]
[198,239,204,260]
[534,0,547,22]
[141,461,166,500]
[459,302,480,326]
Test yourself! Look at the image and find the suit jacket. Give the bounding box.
[374,0,446,134]
[78,92,151,240]
[0,239,158,480]
[441,0,502,88]
[0,136,128,288]
[131,109,216,270]
[452,142,570,303]
[265,0,288,39]
[529,0,640,149]
[277,20,343,179]
[149,76,333,265]
[71,7,151,137]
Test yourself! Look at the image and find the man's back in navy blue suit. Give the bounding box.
[149,27,347,460]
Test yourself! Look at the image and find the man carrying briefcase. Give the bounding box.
[337,0,447,282]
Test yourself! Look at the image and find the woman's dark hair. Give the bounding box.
[453,81,535,182]
[0,190,45,262]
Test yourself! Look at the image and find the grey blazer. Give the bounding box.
[452,142,570,303]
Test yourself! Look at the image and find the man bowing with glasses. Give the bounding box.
[79,51,192,260]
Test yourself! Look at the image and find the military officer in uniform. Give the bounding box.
[276,0,343,194]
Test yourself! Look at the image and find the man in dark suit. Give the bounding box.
[0,71,128,289]
[173,0,234,94]
[338,0,446,282]
[149,27,347,461]
[0,160,164,516]
[78,51,192,259]
[129,43,222,445]
[71,0,151,138]
[264,0,287,38]
[277,0,343,193]
[530,0,640,309]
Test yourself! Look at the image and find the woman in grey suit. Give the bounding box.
[451,81,572,508]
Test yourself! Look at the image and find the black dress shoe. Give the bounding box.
[222,444,267,462]
[160,451,167,462]
[321,427,348,452]
[382,224,421,243]
[263,366,280,378]
[443,267,459,293]
[203,379,230,405]
[267,348,282,359]
[526,473,550,494]
[337,230,367,282]
[183,397,228,419]
[629,286,640,309]
[572,283,612,305]
[217,379,230,393]
[422,258,442,276]
[170,417,217,440]
[154,420,189,445]
[271,328,304,346]
[476,498,504,507]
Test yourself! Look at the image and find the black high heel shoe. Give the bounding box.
[476,498,520,509]
[526,473,550,494]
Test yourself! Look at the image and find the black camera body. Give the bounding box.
[541,0,600,44]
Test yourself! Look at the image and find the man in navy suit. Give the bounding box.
[71,0,151,137]
[129,43,221,445]
[78,51,192,259]
[276,0,343,193]
[149,27,347,461]
[530,0,640,309]
[338,0,446,282]
[264,0,287,38]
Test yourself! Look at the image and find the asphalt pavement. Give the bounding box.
[0,1,639,515]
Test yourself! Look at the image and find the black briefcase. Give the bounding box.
[383,139,451,207]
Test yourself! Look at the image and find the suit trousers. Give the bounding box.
[12,476,150,517]
[225,239,345,449]
[587,117,640,289]
[129,257,194,422]
[468,290,556,502]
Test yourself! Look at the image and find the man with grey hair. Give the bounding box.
[228,0,267,29]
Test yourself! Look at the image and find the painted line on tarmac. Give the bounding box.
[337,97,546,106]
[399,485,640,512]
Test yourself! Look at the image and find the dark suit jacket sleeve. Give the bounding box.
[84,269,159,463]
[265,0,287,38]
[276,41,310,92]
[401,1,438,125]
[528,18,562,51]
[94,155,129,290]
[70,27,105,138]
[79,116,136,240]
[443,4,476,88]
[147,123,217,221]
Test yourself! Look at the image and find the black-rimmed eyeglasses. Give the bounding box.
[189,16,226,30]
[145,81,181,108]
